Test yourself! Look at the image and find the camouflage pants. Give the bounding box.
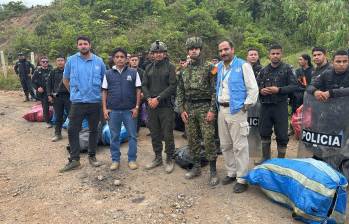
[187,104,217,162]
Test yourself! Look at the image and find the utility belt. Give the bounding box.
[53,92,70,98]
[186,98,211,104]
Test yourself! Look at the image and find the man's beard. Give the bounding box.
[79,48,90,55]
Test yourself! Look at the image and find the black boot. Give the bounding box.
[24,92,30,102]
[277,146,287,158]
[255,141,271,165]
[208,160,219,186]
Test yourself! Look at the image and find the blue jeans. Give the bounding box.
[109,110,137,162]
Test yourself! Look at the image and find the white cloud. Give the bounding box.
[0,0,53,7]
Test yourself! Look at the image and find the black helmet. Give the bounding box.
[150,40,167,52]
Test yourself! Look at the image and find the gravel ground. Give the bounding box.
[0,90,347,224]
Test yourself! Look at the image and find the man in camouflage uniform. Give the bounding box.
[176,37,219,186]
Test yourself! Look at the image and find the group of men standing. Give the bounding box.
[15,35,349,194]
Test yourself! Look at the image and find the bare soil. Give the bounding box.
[0,90,347,224]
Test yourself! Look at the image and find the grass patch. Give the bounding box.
[0,73,21,90]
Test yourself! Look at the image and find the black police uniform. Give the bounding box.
[14,59,35,100]
[32,67,52,124]
[47,68,71,136]
[257,62,297,156]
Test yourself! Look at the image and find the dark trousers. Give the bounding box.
[148,107,175,158]
[259,101,289,147]
[68,103,101,161]
[20,76,35,99]
[53,94,71,135]
[39,93,50,124]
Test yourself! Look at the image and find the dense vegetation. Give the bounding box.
[2,0,349,63]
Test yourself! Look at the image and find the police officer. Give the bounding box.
[312,47,332,78]
[32,56,53,128]
[47,55,70,142]
[176,37,219,186]
[14,52,35,101]
[142,41,177,173]
[256,44,297,164]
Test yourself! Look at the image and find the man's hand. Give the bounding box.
[314,90,329,102]
[37,87,44,93]
[267,86,279,94]
[148,98,159,109]
[48,96,53,103]
[103,109,111,120]
[130,107,139,118]
[205,111,215,122]
[181,111,189,124]
[260,88,272,95]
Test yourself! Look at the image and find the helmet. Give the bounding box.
[185,37,203,50]
[150,40,167,52]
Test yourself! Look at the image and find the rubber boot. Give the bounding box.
[255,141,271,165]
[277,146,287,158]
[208,160,219,186]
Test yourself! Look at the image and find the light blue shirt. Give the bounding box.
[64,52,106,103]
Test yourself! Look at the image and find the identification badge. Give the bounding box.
[127,75,132,81]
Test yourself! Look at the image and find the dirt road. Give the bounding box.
[0,91,347,224]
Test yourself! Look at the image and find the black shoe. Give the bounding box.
[233,183,248,193]
[59,160,80,173]
[145,156,163,170]
[221,176,236,185]
[88,156,102,167]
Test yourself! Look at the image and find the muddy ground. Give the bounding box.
[0,90,347,224]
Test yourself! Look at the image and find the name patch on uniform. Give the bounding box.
[235,68,241,73]
[127,75,132,81]
[301,129,342,148]
[248,117,259,127]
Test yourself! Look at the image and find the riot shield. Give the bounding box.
[298,93,349,175]
[248,101,262,157]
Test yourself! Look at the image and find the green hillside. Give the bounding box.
[1,0,348,64]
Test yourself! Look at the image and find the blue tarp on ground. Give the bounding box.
[245,158,347,224]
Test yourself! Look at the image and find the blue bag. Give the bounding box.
[101,123,128,145]
[245,158,347,224]
[62,118,89,129]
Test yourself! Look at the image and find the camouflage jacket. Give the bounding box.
[176,56,216,113]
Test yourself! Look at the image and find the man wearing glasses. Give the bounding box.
[32,56,53,128]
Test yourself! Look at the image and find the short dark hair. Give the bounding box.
[312,47,326,54]
[56,54,65,59]
[219,40,234,48]
[247,48,259,53]
[332,50,349,60]
[129,54,139,59]
[39,56,48,61]
[269,44,282,51]
[111,48,127,58]
[180,58,187,62]
[76,35,91,44]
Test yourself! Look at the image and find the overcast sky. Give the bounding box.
[0,0,52,6]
